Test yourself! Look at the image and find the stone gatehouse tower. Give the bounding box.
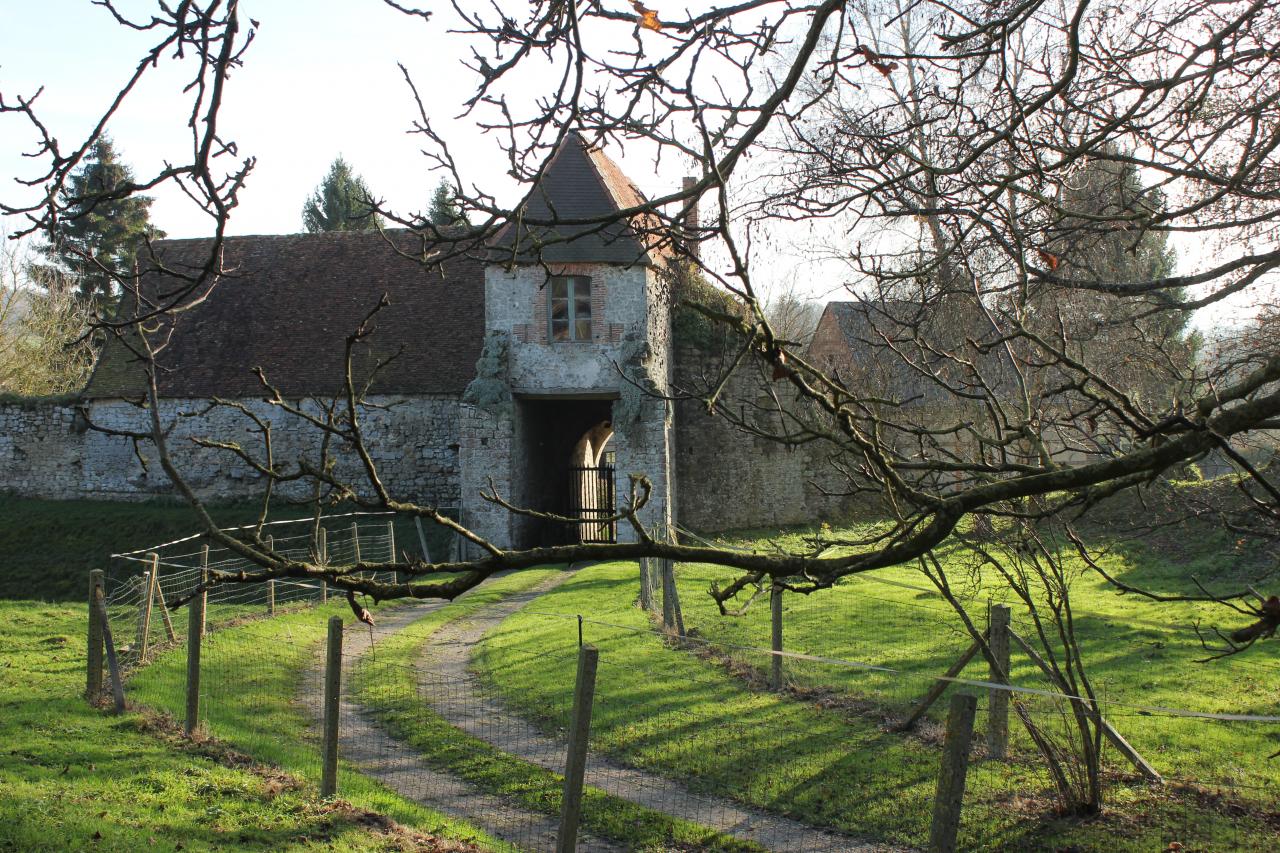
[457,132,676,548]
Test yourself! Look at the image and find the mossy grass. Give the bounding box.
[0,599,501,852]
[477,560,1279,851]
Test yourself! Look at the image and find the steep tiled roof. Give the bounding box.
[493,131,659,266]
[86,230,485,399]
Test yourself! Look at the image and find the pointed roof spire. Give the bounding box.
[492,131,657,265]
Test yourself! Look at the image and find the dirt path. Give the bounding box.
[419,569,903,853]
[299,591,623,853]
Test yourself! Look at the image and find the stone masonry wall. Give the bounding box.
[672,338,814,533]
[0,402,90,497]
[0,395,462,506]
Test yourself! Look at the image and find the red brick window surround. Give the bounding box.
[549,275,593,342]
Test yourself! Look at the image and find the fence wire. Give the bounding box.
[98,531,1280,852]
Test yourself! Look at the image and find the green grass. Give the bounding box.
[0,599,498,852]
[475,560,1280,851]
[348,567,761,852]
[684,523,1280,792]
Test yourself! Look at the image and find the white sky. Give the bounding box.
[0,1,1266,329]
[0,0,685,237]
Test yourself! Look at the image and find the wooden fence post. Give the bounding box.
[320,528,328,565]
[556,644,599,853]
[199,546,209,637]
[987,605,1011,760]
[669,560,685,638]
[185,584,205,735]
[267,580,276,616]
[320,579,328,604]
[929,692,978,853]
[87,570,105,700]
[386,519,395,562]
[320,616,343,797]
[770,580,784,690]
[351,522,360,564]
[145,552,177,647]
[96,586,126,714]
[136,566,155,658]
[158,593,178,644]
[638,558,653,612]
[414,516,432,561]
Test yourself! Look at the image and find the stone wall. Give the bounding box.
[0,395,463,506]
[0,401,90,497]
[671,336,815,533]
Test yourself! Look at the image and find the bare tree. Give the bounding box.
[2,0,1278,677]
[0,234,96,396]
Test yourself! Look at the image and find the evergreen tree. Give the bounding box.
[1053,153,1180,331]
[39,136,163,304]
[302,157,381,233]
[1040,151,1191,404]
[428,178,466,227]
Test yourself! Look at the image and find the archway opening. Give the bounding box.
[511,396,616,548]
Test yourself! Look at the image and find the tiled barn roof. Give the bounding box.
[85,230,486,399]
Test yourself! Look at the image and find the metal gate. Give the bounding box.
[568,464,616,543]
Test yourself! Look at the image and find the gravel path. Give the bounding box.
[419,569,904,853]
[299,590,623,853]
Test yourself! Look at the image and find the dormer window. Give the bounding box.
[549,276,592,342]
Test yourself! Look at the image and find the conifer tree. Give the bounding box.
[427,178,466,227]
[38,136,163,304]
[302,157,381,233]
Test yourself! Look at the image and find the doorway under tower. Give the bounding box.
[512,396,617,548]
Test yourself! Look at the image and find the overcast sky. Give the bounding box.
[0,2,1265,327]
[0,0,686,237]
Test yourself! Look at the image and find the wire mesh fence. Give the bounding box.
[99,510,458,670]
[87,524,1280,852]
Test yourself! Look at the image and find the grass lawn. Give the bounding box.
[348,567,760,852]
[0,599,500,852]
[681,523,1280,793]
[476,560,1279,852]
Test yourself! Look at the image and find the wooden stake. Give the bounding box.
[896,638,983,732]
[386,519,395,563]
[137,559,159,659]
[987,605,1011,759]
[87,570,105,700]
[185,584,205,735]
[660,559,685,638]
[320,616,343,797]
[929,692,978,853]
[770,580,784,690]
[1008,629,1162,782]
[158,587,177,644]
[97,588,126,714]
[351,522,360,564]
[638,558,653,612]
[199,546,209,637]
[556,645,599,853]
[320,579,328,604]
[267,580,276,616]
[414,516,431,561]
